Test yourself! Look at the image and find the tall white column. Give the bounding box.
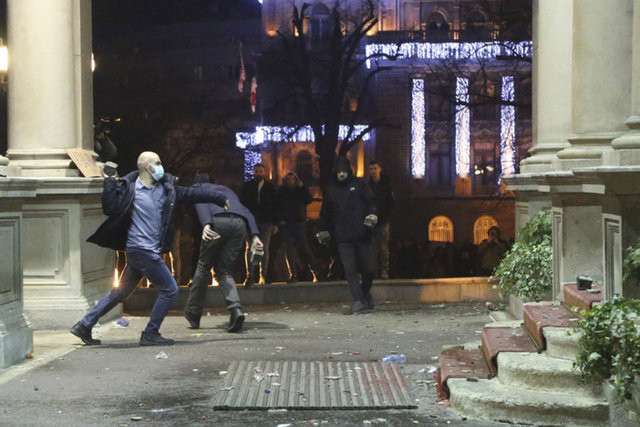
[7,0,94,177]
[554,0,633,169]
[610,0,640,165]
[519,0,572,173]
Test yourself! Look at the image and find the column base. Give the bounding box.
[0,308,33,368]
[553,133,618,170]
[6,149,87,177]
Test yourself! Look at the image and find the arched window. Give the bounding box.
[423,11,449,41]
[295,150,314,185]
[428,216,454,243]
[310,3,331,41]
[466,11,489,41]
[473,215,499,244]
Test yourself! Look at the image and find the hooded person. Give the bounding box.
[317,157,378,314]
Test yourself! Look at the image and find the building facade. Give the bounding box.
[240,0,531,272]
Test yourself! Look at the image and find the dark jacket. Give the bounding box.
[320,159,376,243]
[193,183,259,236]
[240,179,277,224]
[276,185,313,224]
[368,174,395,224]
[87,171,227,253]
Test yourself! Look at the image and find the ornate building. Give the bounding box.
[239,0,532,255]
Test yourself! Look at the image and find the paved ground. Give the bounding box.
[0,302,525,427]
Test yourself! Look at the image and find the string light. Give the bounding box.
[455,77,470,177]
[365,41,532,68]
[243,150,262,182]
[500,75,516,177]
[411,79,426,178]
[236,124,372,148]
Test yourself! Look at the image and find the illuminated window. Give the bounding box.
[411,78,426,178]
[428,215,454,243]
[500,76,516,177]
[473,215,499,244]
[455,77,470,177]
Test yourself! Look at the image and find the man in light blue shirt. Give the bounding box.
[71,151,228,346]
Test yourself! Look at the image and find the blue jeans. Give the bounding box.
[81,248,178,333]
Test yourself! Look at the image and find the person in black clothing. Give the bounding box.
[70,152,229,347]
[240,163,276,286]
[367,161,395,280]
[317,157,378,315]
[277,171,322,283]
[184,175,263,333]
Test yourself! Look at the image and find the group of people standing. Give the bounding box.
[70,151,395,347]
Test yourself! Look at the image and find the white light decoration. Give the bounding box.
[455,77,470,177]
[365,41,532,68]
[235,124,372,149]
[411,78,426,178]
[243,150,262,181]
[500,75,516,177]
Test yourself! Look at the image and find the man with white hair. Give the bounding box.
[70,152,229,346]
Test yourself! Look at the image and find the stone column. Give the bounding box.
[519,0,572,174]
[610,0,640,165]
[6,0,94,177]
[0,178,37,368]
[5,0,116,329]
[554,0,633,169]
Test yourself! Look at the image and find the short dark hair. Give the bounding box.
[368,160,381,167]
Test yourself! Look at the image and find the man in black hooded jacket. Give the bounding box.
[317,157,378,314]
[70,152,228,347]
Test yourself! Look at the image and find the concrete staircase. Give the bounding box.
[438,284,608,426]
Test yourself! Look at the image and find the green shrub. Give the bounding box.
[573,297,640,400]
[623,239,640,289]
[491,210,553,300]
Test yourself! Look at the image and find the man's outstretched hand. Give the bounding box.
[202,224,221,242]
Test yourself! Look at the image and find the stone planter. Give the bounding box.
[605,380,640,427]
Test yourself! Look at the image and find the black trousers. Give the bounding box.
[337,239,374,303]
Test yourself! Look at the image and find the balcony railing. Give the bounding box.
[370,29,502,44]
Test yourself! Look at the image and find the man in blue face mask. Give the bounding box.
[70,151,230,346]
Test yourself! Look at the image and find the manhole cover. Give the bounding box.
[213,360,417,410]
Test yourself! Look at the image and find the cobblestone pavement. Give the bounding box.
[0,302,526,427]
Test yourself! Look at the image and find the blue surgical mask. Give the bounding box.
[149,164,164,182]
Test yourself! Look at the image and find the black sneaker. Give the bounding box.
[69,321,101,345]
[227,307,245,333]
[352,300,374,315]
[184,311,200,329]
[365,294,375,310]
[140,331,175,346]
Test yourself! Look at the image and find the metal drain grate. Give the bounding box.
[213,360,417,410]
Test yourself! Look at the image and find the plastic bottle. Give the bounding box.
[381,354,406,364]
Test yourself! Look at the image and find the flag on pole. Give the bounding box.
[237,42,246,93]
[250,76,257,113]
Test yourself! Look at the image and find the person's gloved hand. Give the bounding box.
[316,231,331,245]
[250,235,264,254]
[364,214,378,227]
[202,224,221,242]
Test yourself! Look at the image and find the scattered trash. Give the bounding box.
[25,353,34,359]
[427,365,437,374]
[130,416,143,421]
[192,369,199,372]
[275,346,285,350]
[276,423,292,427]
[155,351,168,360]
[206,312,211,316]
[266,372,280,377]
[381,354,406,364]
[219,386,235,391]
[150,408,175,413]
[268,409,288,413]
[264,389,271,394]
[415,380,433,384]
[253,367,264,382]
[190,333,204,337]
[272,382,281,387]
[115,317,130,327]
[466,377,479,382]
[351,351,360,355]
[484,301,495,311]
[33,386,39,391]
[219,371,227,376]
[202,416,206,421]
[442,344,464,351]
[331,352,343,355]
[325,376,342,380]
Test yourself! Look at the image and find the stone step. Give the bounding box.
[448,377,609,427]
[437,348,491,396]
[544,326,582,360]
[522,302,580,349]
[481,325,538,376]
[563,283,603,314]
[497,352,592,395]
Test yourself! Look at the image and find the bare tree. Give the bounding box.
[261,0,394,187]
